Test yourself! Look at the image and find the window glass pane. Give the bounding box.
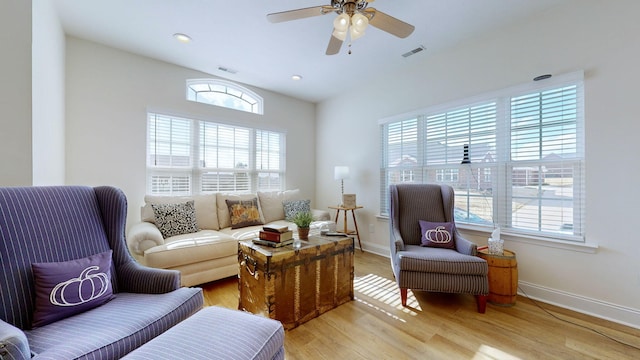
[511,85,577,161]
[186,79,263,114]
[425,102,496,166]
[510,164,576,234]
[148,114,192,167]
[257,173,282,191]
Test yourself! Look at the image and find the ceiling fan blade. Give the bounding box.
[326,35,343,55]
[267,6,335,23]
[364,8,415,38]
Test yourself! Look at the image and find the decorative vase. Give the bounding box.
[298,228,310,240]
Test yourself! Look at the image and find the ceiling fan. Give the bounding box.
[267,0,415,55]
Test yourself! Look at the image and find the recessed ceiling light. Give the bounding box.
[292,75,303,81]
[173,33,192,43]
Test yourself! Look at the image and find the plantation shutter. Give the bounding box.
[424,102,497,223]
[147,114,192,195]
[380,118,419,216]
[199,123,251,193]
[255,130,285,191]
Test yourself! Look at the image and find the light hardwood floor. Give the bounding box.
[201,251,640,359]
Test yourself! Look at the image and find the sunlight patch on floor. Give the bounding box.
[354,297,407,323]
[473,345,522,360]
[354,273,422,315]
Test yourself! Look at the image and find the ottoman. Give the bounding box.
[123,306,284,360]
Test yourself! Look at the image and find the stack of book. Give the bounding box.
[252,224,294,247]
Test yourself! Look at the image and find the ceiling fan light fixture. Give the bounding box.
[349,26,366,41]
[351,12,368,32]
[333,13,350,32]
[332,28,348,41]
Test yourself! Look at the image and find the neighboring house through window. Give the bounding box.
[380,71,585,242]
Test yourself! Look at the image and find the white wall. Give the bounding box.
[316,0,640,328]
[32,0,65,185]
[65,37,317,227]
[0,0,32,185]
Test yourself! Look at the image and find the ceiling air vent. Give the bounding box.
[402,45,426,58]
[218,66,238,74]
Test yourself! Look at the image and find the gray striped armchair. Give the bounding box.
[0,186,203,359]
[389,184,489,313]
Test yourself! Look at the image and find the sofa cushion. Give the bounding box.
[283,199,311,221]
[31,250,115,328]
[152,201,199,239]
[226,198,264,229]
[398,245,488,275]
[143,231,238,269]
[217,193,265,229]
[257,189,301,223]
[143,194,219,230]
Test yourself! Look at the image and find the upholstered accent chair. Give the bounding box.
[0,186,203,359]
[389,183,489,313]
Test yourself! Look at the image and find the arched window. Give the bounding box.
[186,79,263,115]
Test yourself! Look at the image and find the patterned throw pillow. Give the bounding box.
[226,198,264,229]
[31,250,115,328]
[283,199,311,222]
[419,220,456,249]
[151,201,199,239]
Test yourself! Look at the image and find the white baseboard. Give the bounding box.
[360,243,640,330]
[361,242,389,258]
[518,281,640,330]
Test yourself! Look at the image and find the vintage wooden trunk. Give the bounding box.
[238,235,354,330]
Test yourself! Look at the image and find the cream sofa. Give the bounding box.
[127,190,332,287]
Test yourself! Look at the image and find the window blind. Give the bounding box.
[255,130,284,191]
[147,114,193,194]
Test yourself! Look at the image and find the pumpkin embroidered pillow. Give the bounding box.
[31,250,115,328]
[419,221,455,249]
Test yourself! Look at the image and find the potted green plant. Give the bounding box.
[292,211,314,240]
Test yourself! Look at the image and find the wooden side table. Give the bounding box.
[328,205,363,252]
[477,248,518,306]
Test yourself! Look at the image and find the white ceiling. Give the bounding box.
[52,0,568,103]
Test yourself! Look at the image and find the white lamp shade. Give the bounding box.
[332,28,348,41]
[334,166,350,180]
[351,13,369,32]
[349,26,366,41]
[333,13,350,32]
